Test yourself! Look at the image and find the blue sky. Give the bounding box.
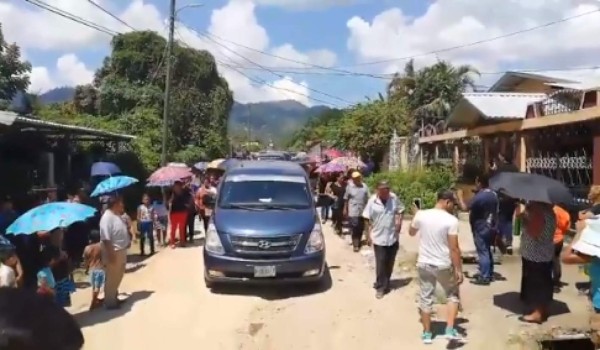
[3,0,600,107]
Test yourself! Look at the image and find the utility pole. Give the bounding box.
[161,0,176,166]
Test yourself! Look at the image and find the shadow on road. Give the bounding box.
[210,266,333,300]
[73,290,154,328]
[180,237,206,248]
[493,291,571,317]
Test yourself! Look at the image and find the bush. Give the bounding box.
[365,165,456,209]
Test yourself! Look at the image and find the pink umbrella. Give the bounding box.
[147,166,193,187]
[324,149,343,159]
[315,162,346,174]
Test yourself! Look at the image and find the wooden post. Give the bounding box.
[483,137,490,172]
[514,132,527,172]
[453,141,460,175]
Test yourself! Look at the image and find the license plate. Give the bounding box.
[254,265,276,278]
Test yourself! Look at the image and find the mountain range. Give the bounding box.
[33,87,328,145]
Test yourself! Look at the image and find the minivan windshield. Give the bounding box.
[218,174,312,210]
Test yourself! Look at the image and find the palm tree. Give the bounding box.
[387,59,417,100]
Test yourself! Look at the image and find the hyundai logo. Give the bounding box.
[257,240,271,249]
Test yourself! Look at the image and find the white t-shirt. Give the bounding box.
[0,263,16,287]
[411,208,459,268]
[100,209,130,251]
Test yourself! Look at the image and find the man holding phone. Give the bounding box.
[409,190,465,344]
[362,180,405,299]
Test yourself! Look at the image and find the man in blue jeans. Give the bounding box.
[457,173,498,285]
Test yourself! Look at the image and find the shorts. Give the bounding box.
[155,216,168,231]
[90,269,105,291]
[417,263,460,313]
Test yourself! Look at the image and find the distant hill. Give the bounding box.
[37,87,329,145]
[39,87,75,104]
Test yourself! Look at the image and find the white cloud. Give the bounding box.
[29,54,94,93]
[0,0,338,105]
[346,0,600,85]
[253,0,357,10]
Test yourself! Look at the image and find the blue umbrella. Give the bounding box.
[194,162,208,171]
[6,202,97,236]
[91,162,121,176]
[90,176,139,197]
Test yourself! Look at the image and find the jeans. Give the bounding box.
[349,216,365,248]
[139,221,154,255]
[553,241,564,285]
[473,225,494,280]
[187,211,196,241]
[374,242,399,292]
[320,205,330,221]
[497,219,513,247]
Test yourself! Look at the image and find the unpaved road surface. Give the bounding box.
[69,222,592,350]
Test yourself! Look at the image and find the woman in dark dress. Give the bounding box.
[329,173,347,236]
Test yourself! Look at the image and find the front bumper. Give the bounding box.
[203,250,326,285]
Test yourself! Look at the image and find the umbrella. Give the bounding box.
[147,165,193,187]
[6,202,97,235]
[218,158,240,171]
[91,162,121,176]
[329,156,365,169]
[194,162,208,171]
[324,149,343,159]
[90,176,139,197]
[207,158,225,169]
[315,162,346,173]
[489,172,573,205]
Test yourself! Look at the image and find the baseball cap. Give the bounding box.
[351,171,362,179]
[376,180,390,189]
[437,189,458,203]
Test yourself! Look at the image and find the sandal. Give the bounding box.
[518,316,543,324]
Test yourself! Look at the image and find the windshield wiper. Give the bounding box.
[260,204,297,210]
[221,204,265,211]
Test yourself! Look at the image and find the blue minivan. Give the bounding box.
[203,160,326,287]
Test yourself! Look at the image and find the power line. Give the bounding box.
[23,0,119,36]
[197,31,354,105]
[87,0,136,31]
[337,8,600,68]
[175,31,342,107]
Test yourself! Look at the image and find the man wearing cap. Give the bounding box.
[409,190,464,343]
[362,180,405,298]
[344,171,370,252]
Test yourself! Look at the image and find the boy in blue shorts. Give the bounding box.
[83,233,105,310]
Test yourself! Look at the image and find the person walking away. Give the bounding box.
[457,173,498,285]
[37,246,60,300]
[318,174,332,223]
[137,194,155,256]
[497,193,517,255]
[330,174,346,236]
[169,181,191,248]
[0,250,18,287]
[82,233,105,310]
[185,181,197,243]
[100,195,130,310]
[153,200,168,246]
[362,181,404,299]
[344,172,370,252]
[409,190,465,344]
[519,201,556,323]
[195,178,218,234]
[552,205,570,293]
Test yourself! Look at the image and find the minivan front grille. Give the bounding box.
[228,234,301,257]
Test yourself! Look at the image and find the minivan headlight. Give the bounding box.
[205,224,225,255]
[304,223,324,254]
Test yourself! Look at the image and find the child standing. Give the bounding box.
[137,194,155,256]
[37,246,60,300]
[153,200,168,246]
[0,250,17,288]
[83,234,104,310]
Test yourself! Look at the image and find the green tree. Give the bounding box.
[0,24,31,110]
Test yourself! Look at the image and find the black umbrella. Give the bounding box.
[489,172,573,205]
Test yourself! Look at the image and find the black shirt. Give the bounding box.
[171,192,191,212]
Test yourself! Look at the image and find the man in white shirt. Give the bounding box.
[409,190,464,344]
[362,180,405,299]
[100,195,130,309]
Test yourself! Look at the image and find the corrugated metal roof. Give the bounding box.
[489,71,578,92]
[0,110,135,140]
[447,92,546,127]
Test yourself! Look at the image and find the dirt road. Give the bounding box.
[70,222,592,350]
